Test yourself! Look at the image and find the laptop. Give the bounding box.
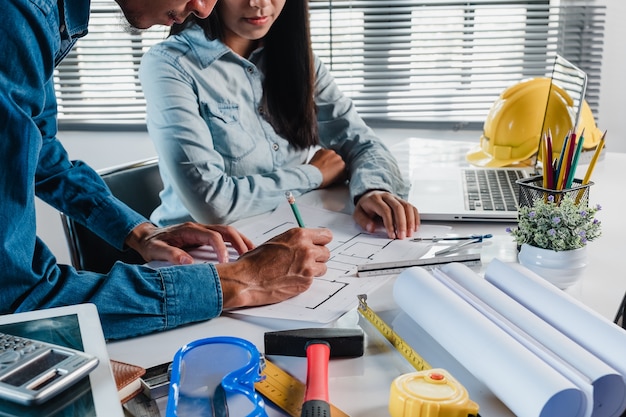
[408,55,587,222]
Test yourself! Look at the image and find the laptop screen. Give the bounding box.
[533,54,588,169]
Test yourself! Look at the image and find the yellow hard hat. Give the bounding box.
[466,77,575,167]
[577,100,603,150]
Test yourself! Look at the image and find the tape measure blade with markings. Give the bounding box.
[357,294,482,417]
[255,358,349,417]
[357,294,431,372]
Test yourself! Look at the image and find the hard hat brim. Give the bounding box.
[466,146,535,168]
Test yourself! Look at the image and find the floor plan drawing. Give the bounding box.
[229,203,432,322]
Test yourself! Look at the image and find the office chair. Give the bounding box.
[60,157,163,273]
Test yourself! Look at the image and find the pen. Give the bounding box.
[434,235,491,256]
[285,191,305,227]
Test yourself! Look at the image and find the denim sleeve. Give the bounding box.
[38,263,224,341]
[34,80,145,250]
[15,258,223,340]
[314,56,410,201]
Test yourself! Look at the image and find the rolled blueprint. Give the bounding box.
[440,262,625,417]
[393,266,585,417]
[484,260,626,413]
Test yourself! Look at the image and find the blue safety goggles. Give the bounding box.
[166,336,268,417]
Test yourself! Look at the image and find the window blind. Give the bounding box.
[54,3,168,127]
[55,0,605,129]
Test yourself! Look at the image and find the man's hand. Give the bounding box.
[125,222,255,265]
[353,190,420,239]
[216,227,333,308]
[308,148,347,188]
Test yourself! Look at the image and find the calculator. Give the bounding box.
[0,331,99,405]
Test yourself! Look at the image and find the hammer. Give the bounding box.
[264,328,365,417]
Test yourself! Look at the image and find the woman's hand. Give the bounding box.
[308,148,347,188]
[353,190,420,239]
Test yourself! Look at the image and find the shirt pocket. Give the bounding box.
[200,101,257,161]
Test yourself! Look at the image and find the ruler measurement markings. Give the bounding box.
[356,253,481,277]
[256,359,349,417]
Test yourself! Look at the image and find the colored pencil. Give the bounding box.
[576,131,607,203]
[565,130,585,189]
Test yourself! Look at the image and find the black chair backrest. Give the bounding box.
[60,158,163,273]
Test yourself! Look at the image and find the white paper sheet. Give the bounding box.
[393,267,586,417]
[439,262,625,417]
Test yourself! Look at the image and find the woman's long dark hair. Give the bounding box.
[171,1,318,150]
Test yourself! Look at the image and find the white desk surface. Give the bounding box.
[108,138,626,417]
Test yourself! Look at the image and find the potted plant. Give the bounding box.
[506,194,602,289]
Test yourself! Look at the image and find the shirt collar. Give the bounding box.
[59,0,90,39]
[179,24,265,68]
[180,24,231,68]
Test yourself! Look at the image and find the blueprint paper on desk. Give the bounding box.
[227,203,436,323]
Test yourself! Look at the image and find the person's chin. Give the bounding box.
[114,4,151,30]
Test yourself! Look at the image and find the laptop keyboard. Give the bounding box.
[463,169,525,212]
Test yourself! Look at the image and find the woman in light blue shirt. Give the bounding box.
[140,0,419,239]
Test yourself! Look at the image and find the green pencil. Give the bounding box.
[285,191,305,227]
[565,131,585,189]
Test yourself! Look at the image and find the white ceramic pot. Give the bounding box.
[518,243,588,290]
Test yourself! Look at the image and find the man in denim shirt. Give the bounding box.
[0,0,332,340]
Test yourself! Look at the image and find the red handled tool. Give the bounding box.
[300,341,331,417]
[263,328,363,416]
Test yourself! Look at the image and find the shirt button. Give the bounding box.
[272,143,279,151]
[247,66,254,74]
[258,106,264,115]
[59,24,66,32]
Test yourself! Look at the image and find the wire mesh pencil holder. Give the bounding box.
[516,176,593,208]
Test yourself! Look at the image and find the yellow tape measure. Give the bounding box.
[357,293,431,371]
[357,294,480,417]
[255,358,349,417]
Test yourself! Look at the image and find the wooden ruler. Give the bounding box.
[255,358,349,417]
